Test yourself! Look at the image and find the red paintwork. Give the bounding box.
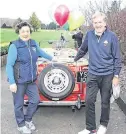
[24,63,88,103]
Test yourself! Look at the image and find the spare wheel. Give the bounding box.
[38,63,75,100]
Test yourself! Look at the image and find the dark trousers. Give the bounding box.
[85,73,113,131]
[12,82,40,127]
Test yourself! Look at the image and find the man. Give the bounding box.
[60,33,66,48]
[74,12,122,134]
[72,28,83,49]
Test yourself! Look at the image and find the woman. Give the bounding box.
[6,22,53,134]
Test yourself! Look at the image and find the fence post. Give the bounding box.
[1,54,7,67]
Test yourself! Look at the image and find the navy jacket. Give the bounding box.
[12,39,38,83]
[6,38,52,84]
[74,29,122,75]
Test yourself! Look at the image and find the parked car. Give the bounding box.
[24,48,88,111]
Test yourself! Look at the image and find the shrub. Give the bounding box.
[0,45,9,56]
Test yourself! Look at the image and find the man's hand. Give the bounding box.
[10,83,17,93]
[112,76,119,87]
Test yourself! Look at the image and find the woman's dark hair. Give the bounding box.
[15,22,32,34]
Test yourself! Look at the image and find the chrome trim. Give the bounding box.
[24,100,85,106]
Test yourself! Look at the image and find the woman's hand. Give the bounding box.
[10,84,17,93]
[52,57,58,62]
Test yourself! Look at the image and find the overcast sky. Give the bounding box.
[0,0,126,24]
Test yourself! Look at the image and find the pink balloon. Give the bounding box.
[54,5,70,26]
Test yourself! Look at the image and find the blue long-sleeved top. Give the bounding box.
[6,41,52,84]
[74,29,122,75]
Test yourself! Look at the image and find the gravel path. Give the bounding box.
[119,64,126,103]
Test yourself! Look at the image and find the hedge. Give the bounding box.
[0,45,9,56]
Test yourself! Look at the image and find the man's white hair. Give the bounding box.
[92,11,107,22]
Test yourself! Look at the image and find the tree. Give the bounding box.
[47,22,57,29]
[107,1,126,64]
[41,23,46,29]
[29,12,41,31]
[79,0,112,26]
[13,18,22,28]
[1,23,7,28]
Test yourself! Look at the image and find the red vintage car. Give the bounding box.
[24,48,88,111]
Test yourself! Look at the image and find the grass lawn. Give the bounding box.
[0,28,74,48]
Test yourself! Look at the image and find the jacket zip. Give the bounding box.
[18,68,20,79]
[28,45,33,82]
[97,37,101,43]
[95,34,101,43]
